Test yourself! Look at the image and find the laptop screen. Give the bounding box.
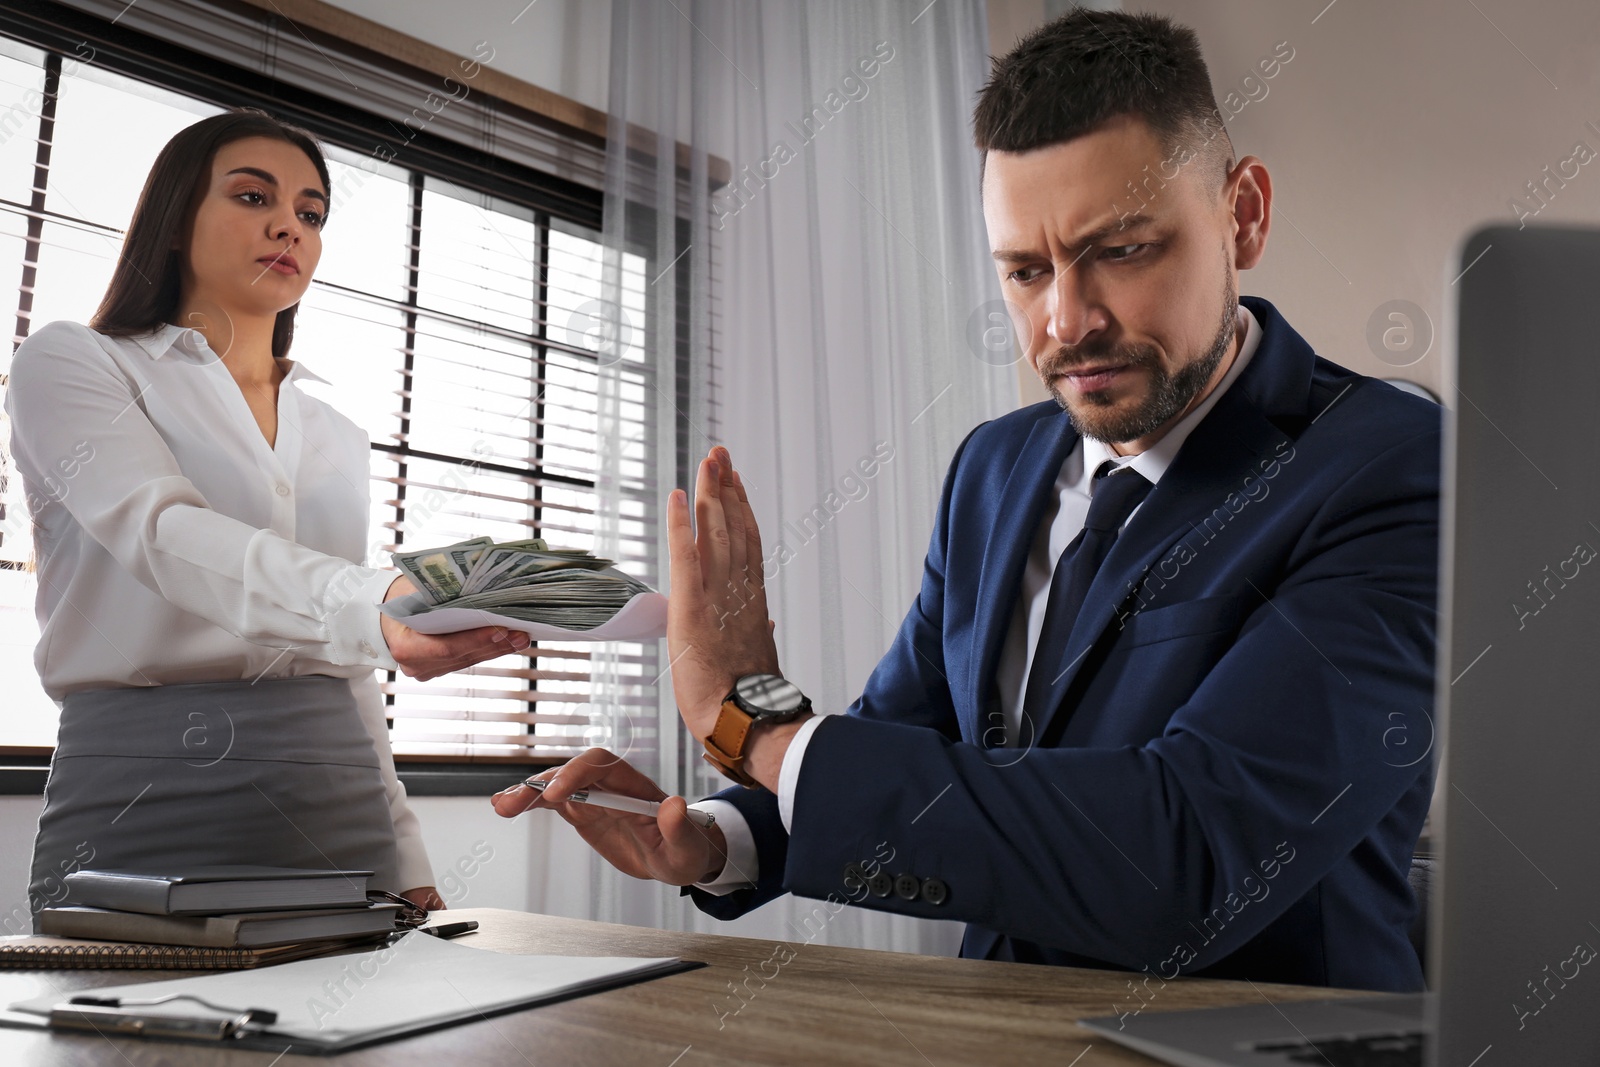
[1432,222,1600,1064]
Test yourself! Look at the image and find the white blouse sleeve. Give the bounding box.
[4,321,398,670]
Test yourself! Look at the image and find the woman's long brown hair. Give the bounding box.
[88,107,332,361]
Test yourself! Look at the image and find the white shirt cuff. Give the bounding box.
[330,567,402,671]
[688,799,757,895]
[777,714,827,833]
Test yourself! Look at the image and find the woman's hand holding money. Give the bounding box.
[379,574,530,680]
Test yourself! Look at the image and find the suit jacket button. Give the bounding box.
[894,874,920,900]
[920,877,949,906]
[866,870,893,898]
[842,863,867,892]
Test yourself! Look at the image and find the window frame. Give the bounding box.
[0,3,692,796]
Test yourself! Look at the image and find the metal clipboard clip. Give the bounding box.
[48,993,278,1042]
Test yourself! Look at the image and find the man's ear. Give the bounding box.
[1227,155,1271,272]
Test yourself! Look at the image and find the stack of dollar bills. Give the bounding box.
[391,537,651,632]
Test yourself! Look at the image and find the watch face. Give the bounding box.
[735,673,806,714]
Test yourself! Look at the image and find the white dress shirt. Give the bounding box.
[3,319,433,892]
[691,303,1262,894]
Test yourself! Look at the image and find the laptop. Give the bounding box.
[1077,223,1600,1066]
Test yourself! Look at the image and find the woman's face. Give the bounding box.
[178,135,327,322]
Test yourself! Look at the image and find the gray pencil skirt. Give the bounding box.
[27,675,401,928]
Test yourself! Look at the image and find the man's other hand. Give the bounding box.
[489,748,731,885]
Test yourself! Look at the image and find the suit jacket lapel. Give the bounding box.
[1030,296,1315,742]
[965,412,1078,747]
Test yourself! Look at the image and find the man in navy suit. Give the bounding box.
[494,10,1439,993]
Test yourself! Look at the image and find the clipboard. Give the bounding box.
[3,930,701,1054]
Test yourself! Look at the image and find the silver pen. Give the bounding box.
[520,777,717,829]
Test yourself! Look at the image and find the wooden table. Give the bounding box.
[0,908,1375,1065]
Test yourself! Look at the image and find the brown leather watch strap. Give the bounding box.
[702,699,759,787]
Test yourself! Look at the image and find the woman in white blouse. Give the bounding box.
[4,108,526,925]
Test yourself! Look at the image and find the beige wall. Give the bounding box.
[322,0,613,114]
[988,0,1600,406]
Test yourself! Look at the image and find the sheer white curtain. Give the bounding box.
[531,0,1017,956]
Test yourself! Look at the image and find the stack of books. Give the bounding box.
[4,866,401,970]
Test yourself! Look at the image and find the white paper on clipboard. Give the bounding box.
[378,590,668,642]
[6,932,688,1052]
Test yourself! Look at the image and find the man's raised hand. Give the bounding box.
[666,446,780,741]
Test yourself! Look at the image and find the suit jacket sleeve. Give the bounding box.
[779,425,1440,971]
[684,423,982,919]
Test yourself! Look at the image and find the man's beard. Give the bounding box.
[1041,273,1238,445]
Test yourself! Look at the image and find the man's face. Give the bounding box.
[982,115,1244,450]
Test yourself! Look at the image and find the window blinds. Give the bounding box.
[0,1,690,764]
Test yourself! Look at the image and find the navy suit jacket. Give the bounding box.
[689,295,1440,992]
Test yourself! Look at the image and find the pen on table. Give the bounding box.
[518,777,717,829]
[422,921,479,940]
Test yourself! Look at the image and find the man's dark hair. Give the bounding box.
[973,8,1234,194]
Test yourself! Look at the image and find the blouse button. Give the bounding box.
[275,484,290,497]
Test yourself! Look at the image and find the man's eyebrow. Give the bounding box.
[224,166,329,207]
[991,212,1158,262]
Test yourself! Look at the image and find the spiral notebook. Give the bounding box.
[0,933,389,970]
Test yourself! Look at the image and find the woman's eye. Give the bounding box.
[237,189,323,228]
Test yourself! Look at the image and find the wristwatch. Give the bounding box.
[702,673,812,787]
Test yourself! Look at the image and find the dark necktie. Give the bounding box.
[1021,460,1155,720]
